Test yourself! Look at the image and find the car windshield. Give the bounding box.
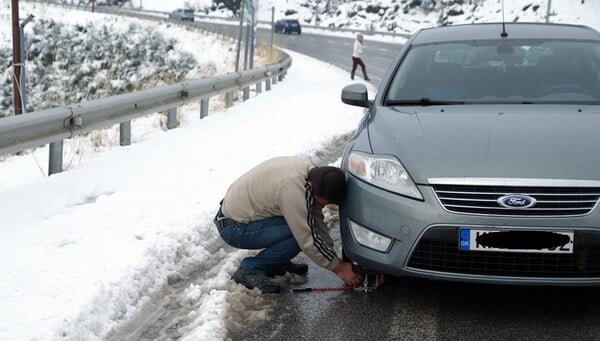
[385,39,600,105]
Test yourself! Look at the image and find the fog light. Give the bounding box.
[349,219,393,252]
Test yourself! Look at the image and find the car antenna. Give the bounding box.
[500,0,508,38]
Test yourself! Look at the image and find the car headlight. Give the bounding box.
[347,151,423,200]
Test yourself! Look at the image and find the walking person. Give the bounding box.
[351,34,370,81]
[214,156,363,293]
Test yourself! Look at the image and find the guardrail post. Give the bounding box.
[266,78,271,91]
[272,76,278,85]
[243,86,250,101]
[167,107,178,129]
[48,140,63,175]
[256,82,262,93]
[120,121,131,146]
[226,91,233,108]
[278,73,283,81]
[200,98,209,119]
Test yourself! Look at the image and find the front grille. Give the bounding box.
[407,227,600,278]
[432,184,600,216]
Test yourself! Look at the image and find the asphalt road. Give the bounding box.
[263,30,402,87]
[190,20,403,88]
[229,229,600,341]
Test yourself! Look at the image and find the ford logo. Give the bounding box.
[497,194,537,209]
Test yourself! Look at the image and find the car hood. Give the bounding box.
[367,105,600,184]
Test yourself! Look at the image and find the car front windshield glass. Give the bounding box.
[385,39,600,105]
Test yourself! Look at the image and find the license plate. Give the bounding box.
[458,228,574,254]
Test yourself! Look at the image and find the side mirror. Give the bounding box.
[341,84,371,108]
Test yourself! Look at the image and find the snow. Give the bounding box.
[1,0,599,339]
[0,38,373,341]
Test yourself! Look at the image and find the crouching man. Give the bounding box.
[214,156,362,293]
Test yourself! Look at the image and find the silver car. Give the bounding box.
[169,8,194,22]
[340,23,600,286]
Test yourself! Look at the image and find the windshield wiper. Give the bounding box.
[385,98,466,106]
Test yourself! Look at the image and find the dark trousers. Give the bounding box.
[351,57,368,78]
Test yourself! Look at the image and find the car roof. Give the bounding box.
[411,23,600,44]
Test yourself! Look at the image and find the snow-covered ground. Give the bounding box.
[0,2,373,339]
[2,0,599,339]
[0,39,374,341]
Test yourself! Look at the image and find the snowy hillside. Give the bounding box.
[0,0,238,117]
[162,0,600,34]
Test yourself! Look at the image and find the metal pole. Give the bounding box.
[18,26,26,113]
[120,121,131,146]
[49,140,63,175]
[226,91,233,108]
[270,6,274,51]
[235,1,245,72]
[243,21,250,70]
[11,0,23,115]
[200,98,209,119]
[249,4,255,69]
[314,0,319,28]
[545,0,552,23]
[166,107,178,129]
[19,14,33,114]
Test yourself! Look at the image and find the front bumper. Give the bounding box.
[340,175,600,286]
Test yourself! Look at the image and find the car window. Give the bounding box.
[386,39,600,104]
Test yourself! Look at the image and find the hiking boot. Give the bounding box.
[267,262,309,277]
[232,267,281,293]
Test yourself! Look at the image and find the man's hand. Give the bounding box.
[333,262,363,286]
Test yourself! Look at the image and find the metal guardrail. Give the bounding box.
[0,56,291,173]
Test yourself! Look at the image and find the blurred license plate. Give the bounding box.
[458,228,574,254]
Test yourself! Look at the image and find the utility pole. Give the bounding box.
[235,0,245,72]
[270,6,274,51]
[11,0,23,115]
[249,0,257,69]
[19,14,34,114]
[314,0,319,28]
[545,0,552,23]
